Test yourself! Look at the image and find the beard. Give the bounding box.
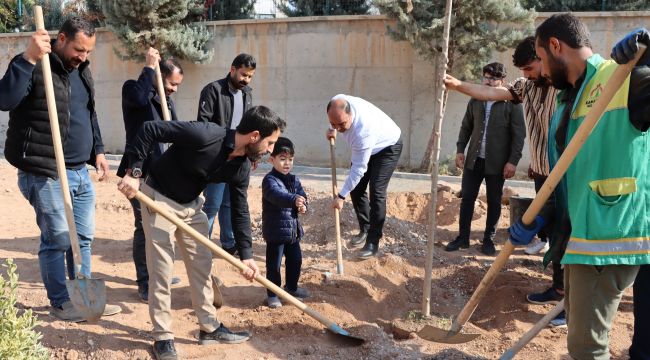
[547,54,572,90]
[245,142,266,162]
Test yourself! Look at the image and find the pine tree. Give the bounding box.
[205,0,255,20]
[278,0,370,17]
[101,0,213,64]
[374,0,535,172]
[521,0,650,11]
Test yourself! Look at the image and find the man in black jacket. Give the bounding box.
[197,53,255,255]
[117,106,284,360]
[117,47,184,302]
[445,62,526,256]
[0,17,120,321]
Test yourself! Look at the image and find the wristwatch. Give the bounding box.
[131,168,143,178]
[337,193,345,200]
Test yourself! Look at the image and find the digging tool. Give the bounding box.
[34,6,106,322]
[500,300,565,360]
[134,191,365,345]
[329,137,344,275]
[420,44,647,344]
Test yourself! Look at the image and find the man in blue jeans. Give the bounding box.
[0,17,120,321]
[117,47,184,302]
[197,53,255,255]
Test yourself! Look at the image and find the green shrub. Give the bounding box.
[0,259,49,360]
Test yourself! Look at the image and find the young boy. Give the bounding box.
[262,137,309,308]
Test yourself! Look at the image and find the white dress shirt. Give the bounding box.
[331,94,401,197]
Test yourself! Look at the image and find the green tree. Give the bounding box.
[521,0,650,11]
[205,0,255,20]
[101,0,213,64]
[278,0,370,16]
[375,0,535,172]
[0,259,49,360]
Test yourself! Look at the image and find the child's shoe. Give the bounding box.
[284,287,310,299]
[267,296,282,308]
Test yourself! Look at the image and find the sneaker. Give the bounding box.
[527,287,564,305]
[199,324,251,345]
[548,310,567,328]
[480,240,496,256]
[284,286,310,299]
[102,304,122,316]
[445,237,469,252]
[138,283,148,303]
[525,239,550,255]
[152,339,178,360]
[223,246,238,257]
[267,296,282,308]
[171,277,181,285]
[49,300,84,323]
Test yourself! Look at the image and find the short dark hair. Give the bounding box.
[326,99,351,114]
[536,13,592,51]
[236,106,286,139]
[271,137,295,157]
[160,58,183,78]
[513,36,539,68]
[232,53,256,69]
[59,16,95,39]
[482,62,506,79]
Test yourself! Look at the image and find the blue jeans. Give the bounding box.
[17,167,95,308]
[202,182,235,249]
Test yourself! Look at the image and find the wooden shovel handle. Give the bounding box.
[134,190,339,329]
[329,137,344,275]
[450,45,646,334]
[154,62,171,121]
[34,6,84,277]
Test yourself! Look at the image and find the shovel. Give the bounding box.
[34,6,106,322]
[500,300,564,360]
[420,44,646,344]
[133,191,365,345]
[329,137,344,275]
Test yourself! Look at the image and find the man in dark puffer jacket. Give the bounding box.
[0,17,120,321]
[262,137,309,308]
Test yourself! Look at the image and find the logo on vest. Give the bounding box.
[585,83,603,108]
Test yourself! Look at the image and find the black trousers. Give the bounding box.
[532,173,549,242]
[265,241,302,298]
[532,172,564,290]
[458,157,505,243]
[630,264,650,360]
[129,198,148,286]
[349,140,402,245]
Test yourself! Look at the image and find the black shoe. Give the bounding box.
[357,242,378,260]
[445,237,469,252]
[350,231,368,246]
[481,240,496,256]
[223,246,238,257]
[152,340,178,360]
[138,283,148,303]
[199,324,251,345]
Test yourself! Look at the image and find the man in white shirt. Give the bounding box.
[326,95,402,259]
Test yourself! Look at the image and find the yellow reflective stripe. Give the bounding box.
[565,249,650,256]
[569,236,649,243]
[588,177,637,197]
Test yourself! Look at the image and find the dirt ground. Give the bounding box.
[0,161,635,360]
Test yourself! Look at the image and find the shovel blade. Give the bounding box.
[417,325,481,344]
[211,275,224,309]
[327,324,365,346]
[66,278,106,323]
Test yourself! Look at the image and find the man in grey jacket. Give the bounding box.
[445,62,526,256]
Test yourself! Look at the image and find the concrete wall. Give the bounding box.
[1,12,648,170]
